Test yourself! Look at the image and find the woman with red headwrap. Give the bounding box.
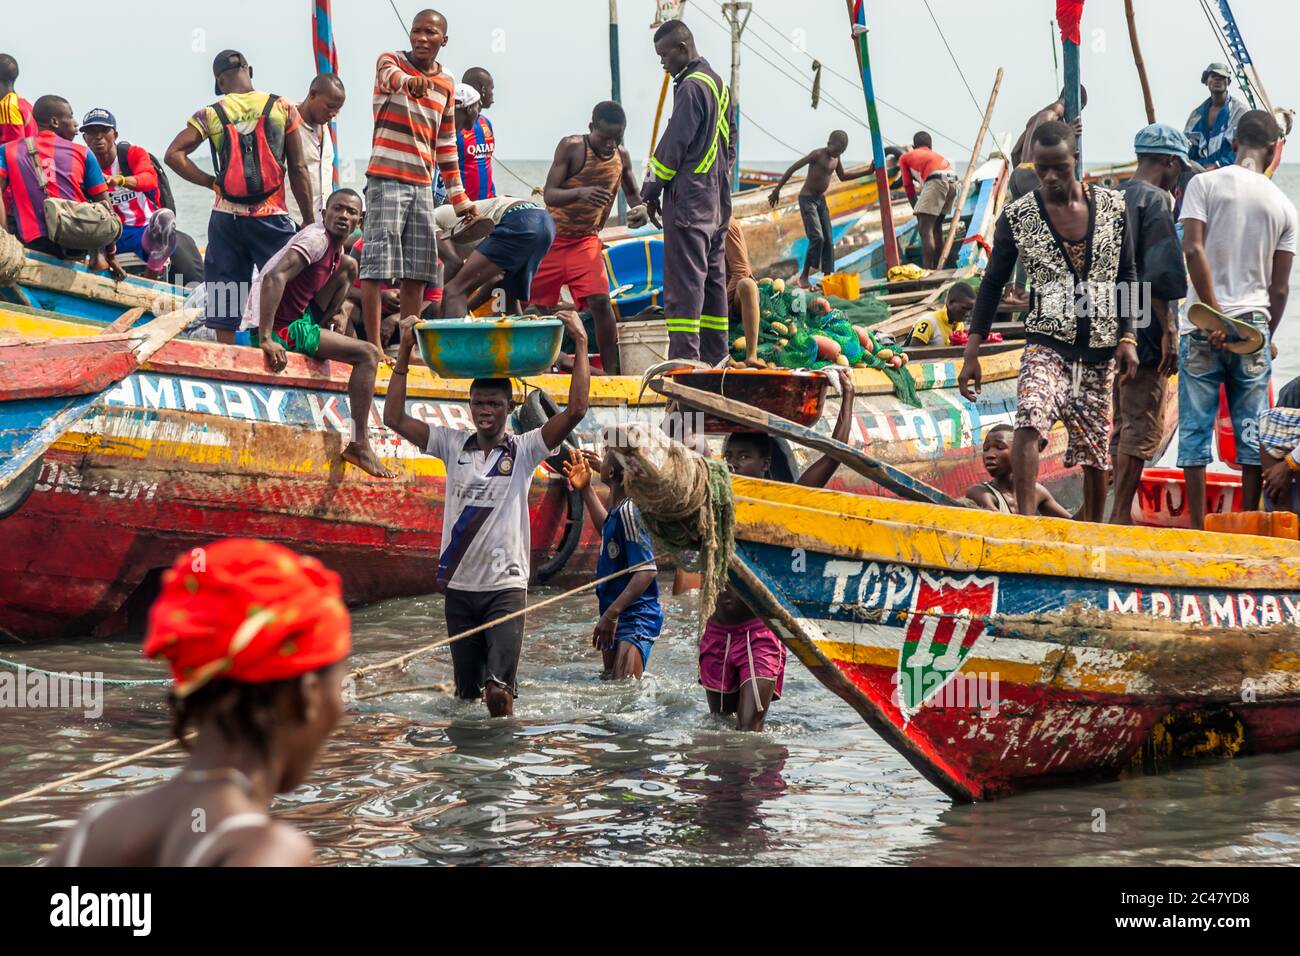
[49,538,351,867]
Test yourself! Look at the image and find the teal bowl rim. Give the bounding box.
[414,317,563,331]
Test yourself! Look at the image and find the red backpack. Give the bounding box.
[209,95,286,205]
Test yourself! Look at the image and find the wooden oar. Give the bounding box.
[655,377,965,507]
[0,307,196,494]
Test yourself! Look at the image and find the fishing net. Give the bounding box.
[828,294,890,326]
[624,439,735,628]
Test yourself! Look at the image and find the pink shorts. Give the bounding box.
[699,618,786,699]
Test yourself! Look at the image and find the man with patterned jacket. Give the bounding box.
[959,121,1139,522]
[640,19,737,364]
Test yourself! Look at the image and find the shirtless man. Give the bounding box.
[768,130,871,288]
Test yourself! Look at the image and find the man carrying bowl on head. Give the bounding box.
[382,310,590,717]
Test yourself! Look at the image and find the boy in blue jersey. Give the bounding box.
[564,447,661,679]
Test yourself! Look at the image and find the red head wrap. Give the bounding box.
[143,539,351,697]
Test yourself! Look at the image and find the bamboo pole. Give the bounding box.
[648,73,671,159]
[938,68,1003,269]
[845,0,899,270]
[1124,0,1157,125]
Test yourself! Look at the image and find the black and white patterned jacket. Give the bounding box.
[973,184,1137,362]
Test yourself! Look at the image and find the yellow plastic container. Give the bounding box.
[822,272,860,301]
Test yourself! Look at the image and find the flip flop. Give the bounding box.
[447,215,495,245]
[1186,302,1265,355]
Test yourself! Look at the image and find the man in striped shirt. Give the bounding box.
[359,8,476,360]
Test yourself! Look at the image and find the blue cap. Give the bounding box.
[79,108,116,132]
[1134,123,1190,162]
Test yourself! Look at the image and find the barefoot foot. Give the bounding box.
[342,442,397,478]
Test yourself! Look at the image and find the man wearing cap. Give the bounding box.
[1184,63,1250,170]
[455,75,496,202]
[81,109,174,280]
[164,50,315,345]
[1179,109,1296,528]
[1108,124,1191,525]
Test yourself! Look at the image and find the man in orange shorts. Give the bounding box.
[529,101,647,373]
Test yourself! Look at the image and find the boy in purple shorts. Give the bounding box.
[700,368,854,731]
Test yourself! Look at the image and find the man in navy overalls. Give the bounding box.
[640,20,737,364]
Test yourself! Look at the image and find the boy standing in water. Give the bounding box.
[563,447,661,680]
[768,130,872,289]
[383,312,591,717]
[965,424,1071,516]
[701,368,854,731]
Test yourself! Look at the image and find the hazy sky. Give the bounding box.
[5,0,1297,167]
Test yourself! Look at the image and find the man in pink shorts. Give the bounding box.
[699,368,855,730]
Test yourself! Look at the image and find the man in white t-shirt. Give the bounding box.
[382,310,591,716]
[1179,109,1297,528]
[286,73,344,226]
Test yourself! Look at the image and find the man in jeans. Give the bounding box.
[1178,109,1296,528]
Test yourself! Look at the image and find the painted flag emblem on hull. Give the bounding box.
[896,574,998,715]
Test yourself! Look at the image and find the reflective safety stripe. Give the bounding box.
[685,71,731,175]
[700,314,730,331]
[665,318,701,333]
[650,157,677,182]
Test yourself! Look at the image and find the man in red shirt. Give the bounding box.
[0,55,36,147]
[0,94,122,276]
[899,132,957,269]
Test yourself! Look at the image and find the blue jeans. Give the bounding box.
[203,211,297,331]
[1176,313,1272,467]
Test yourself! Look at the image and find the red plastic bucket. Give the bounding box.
[1133,467,1242,528]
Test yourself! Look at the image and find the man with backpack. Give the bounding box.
[80,108,203,284]
[0,94,123,277]
[164,49,315,343]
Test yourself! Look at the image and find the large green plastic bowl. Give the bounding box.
[414,317,563,378]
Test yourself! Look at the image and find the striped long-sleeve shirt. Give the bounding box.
[366,51,471,215]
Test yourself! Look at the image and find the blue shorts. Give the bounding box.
[475,207,556,302]
[614,630,656,668]
[1176,312,1272,468]
[116,223,148,260]
[203,211,298,331]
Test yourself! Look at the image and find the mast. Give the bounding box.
[311,0,341,192]
[609,0,625,224]
[721,3,752,187]
[845,0,899,270]
[1123,0,1156,125]
[1057,0,1084,177]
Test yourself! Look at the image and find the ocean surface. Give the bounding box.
[1,163,1299,867]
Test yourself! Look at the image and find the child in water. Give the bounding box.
[965,423,1071,517]
[563,446,662,679]
[49,539,350,867]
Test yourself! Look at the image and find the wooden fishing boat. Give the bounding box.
[720,477,1300,801]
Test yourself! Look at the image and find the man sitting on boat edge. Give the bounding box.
[239,188,395,479]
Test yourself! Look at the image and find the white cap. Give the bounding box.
[454,83,481,109]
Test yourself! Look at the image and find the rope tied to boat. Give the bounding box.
[0,231,26,287]
[0,558,662,811]
[623,441,735,629]
[0,657,170,687]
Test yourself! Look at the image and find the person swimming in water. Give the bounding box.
[964,423,1071,517]
[48,538,351,867]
